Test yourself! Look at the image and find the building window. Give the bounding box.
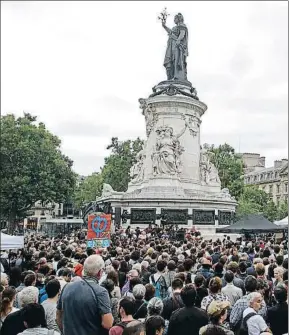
[285,183,288,193]
[269,185,273,194]
[277,184,280,194]
[254,176,257,182]
[275,172,278,179]
[260,174,263,181]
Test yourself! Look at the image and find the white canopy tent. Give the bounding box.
[275,216,288,226]
[0,232,24,250]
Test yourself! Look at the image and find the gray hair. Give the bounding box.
[19,286,39,307]
[83,255,104,277]
[133,284,146,299]
[247,292,262,306]
[141,261,149,269]
[147,297,164,316]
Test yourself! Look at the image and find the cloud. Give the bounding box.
[1,1,287,175]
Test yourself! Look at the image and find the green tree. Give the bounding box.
[263,200,278,222]
[236,186,270,219]
[73,173,103,209]
[0,113,76,230]
[101,137,144,192]
[206,143,244,199]
[276,201,288,221]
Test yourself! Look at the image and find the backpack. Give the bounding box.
[238,312,257,335]
[150,274,167,300]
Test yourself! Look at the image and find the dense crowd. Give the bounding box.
[0,225,288,335]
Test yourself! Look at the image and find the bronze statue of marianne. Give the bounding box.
[161,12,189,81]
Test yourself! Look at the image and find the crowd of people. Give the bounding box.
[0,225,288,335]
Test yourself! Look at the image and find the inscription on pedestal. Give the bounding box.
[193,210,215,225]
[161,209,188,224]
[218,211,233,225]
[130,209,156,224]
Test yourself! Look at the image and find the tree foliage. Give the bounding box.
[0,113,76,228]
[206,143,244,199]
[101,137,144,192]
[72,173,103,209]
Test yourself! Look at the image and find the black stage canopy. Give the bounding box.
[216,214,286,234]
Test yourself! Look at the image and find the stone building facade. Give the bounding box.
[242,153,288,205]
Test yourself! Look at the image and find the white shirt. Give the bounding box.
[243,307,268,335]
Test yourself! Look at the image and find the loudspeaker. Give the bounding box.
[115,207,121,225]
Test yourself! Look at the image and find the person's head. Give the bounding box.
[24,273,36,287]
[145,315,165,335]
[214,262,223,274]
[274,266,284,281]
[171,278,183,292]
[107,270,119,286]
[276,255,284,266]
[282,258,288,270]
[180,284,196,307]
[147,297,163,316]
[128,269,139,281]
[255,263,265,276]
[21,303,47,329]
[274,285,287,303]
[61,268,73,282]
[247,292,263,312]
[194,274,205,288]
[123,320,145,335]
[156,261,167,273]
[141,261,149,272]
[224,271,234,284]
[101,279,115,297]
[167,260,176,271]
[145,284,155,301]
[227,261,238,274]
[0,273,9,288]
[133,284,146,300]
[0,287,17,315]
[45,279,61,299]
[239,261,247,274]
[83,255,104,280]
[118,297,135,319]
[244,275,258,293]
[19,286,40,308]
[207,300,230,325]
[209,277,222,294]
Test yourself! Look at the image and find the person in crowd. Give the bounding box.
[197,257,214,280]
[109,297,135,335]
[167,284,208,335]
[132,284,147,319]
[201,277,230,312]
[230,275,267,332]
[122,270,140,296]
[200,300,233,335]
[140,261,151,285]
[145,315,165,335]
[123,320,145,335]
[273,266,284,287]
[0,287,18,325]
[107,270,122,299]
[161,278,184,321]
[17,303,60,335]
[56,255,113,335]
[267,285,288,335]
[194,274,208,308]
[221,270,243,307]
[150,261,168,300]
[41,279,61,332]
[242,292,271,335]
[101,278,119,322]
[1,286,40,335]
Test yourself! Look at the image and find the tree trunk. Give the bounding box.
[8,210,16,234]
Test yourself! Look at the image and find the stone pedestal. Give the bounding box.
[95,80,237,232]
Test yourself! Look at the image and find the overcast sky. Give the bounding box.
[1,1,288,176]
